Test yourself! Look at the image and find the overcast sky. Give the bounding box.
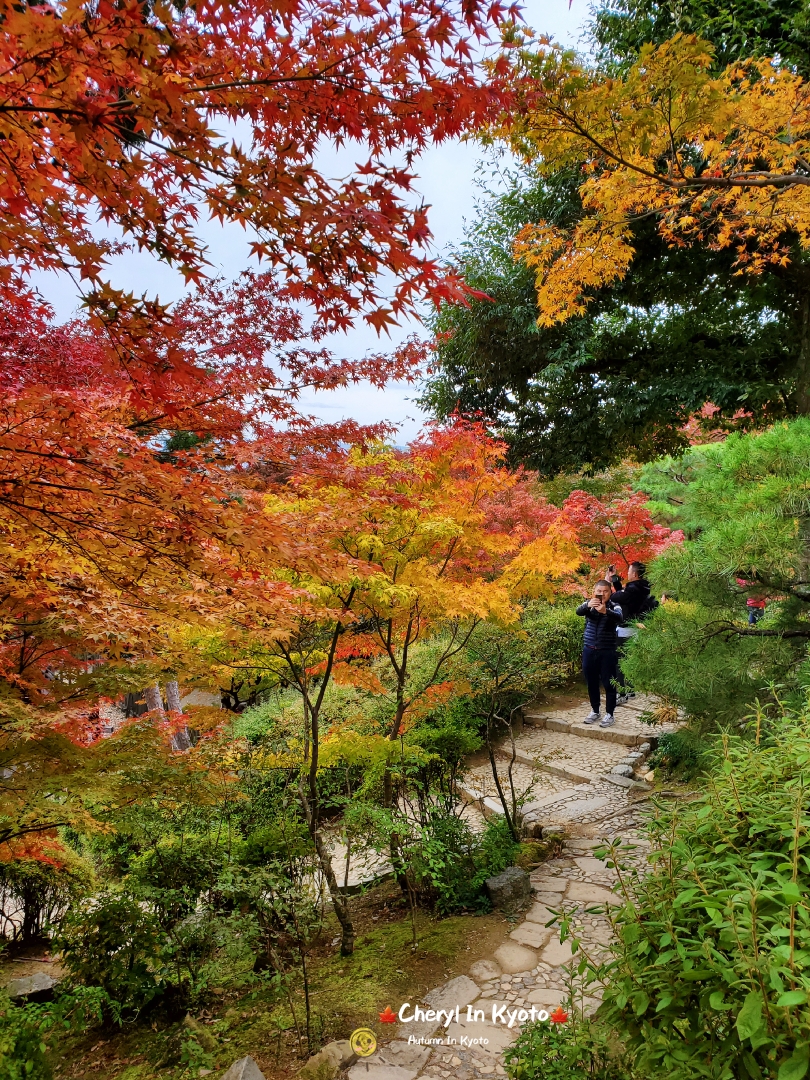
[36,0,589,441]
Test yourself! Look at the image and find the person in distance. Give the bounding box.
[576,580,623,728]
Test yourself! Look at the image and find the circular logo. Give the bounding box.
[350,1028,377,1057]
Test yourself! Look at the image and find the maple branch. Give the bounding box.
[548,106,810,193]
[671,172,810,190]
[178,12,461,102]
[311,587,356,718]
[0,104,90,115]
[403,617,481,712]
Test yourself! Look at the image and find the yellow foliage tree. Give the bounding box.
[500,34,810,402]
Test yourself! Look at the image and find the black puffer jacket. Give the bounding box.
[575,599,623,649]
[611,579,654,621]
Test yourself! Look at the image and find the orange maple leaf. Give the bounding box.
[378,1006,398,1023]
[549,1007,568,1024]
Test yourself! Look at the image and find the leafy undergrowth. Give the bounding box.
[46,881,509,1080]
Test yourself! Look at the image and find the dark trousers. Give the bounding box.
[582,647,618,715]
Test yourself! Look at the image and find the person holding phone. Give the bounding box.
[576,580,623,727]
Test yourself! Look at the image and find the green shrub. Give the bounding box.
[521,600,583,692]
[408,712,483,772]
[0,992,49,1080]
[124,833,227,926]
[475,814,521,879]
[646,730,708,782]
[593,704,810,1080]
[55,892,166,1015]
[412,813,520,914]
[0,847,93,942]
[236,820,313,867]
[0,986,116,1080]
[504,1017,628,1080]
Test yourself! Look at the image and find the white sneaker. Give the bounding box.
[600,713,615,727]
[583,711,600,724]
[616,694,630,706]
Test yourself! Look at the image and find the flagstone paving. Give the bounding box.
[354,696,674,1080]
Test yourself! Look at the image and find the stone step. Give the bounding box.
[600,772,651,792]
[457,782,509,820]
[497,747,595,785]
[521,785,588,822]
[458,778,591,824]
[522,711,651,747]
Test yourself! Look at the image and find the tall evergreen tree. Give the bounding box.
[622,419,810,724]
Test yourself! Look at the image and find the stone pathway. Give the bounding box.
[348,696,674,1080]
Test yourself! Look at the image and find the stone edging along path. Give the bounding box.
[346,696,669,1080]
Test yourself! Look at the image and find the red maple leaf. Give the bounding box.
[379,1007,398,1023]
[549,1007,569,1024]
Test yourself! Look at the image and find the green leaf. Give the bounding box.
[736,991,764,1041]
[656,994,674,1013]
[781,882,802,906]
[709,991,733,1010]
[632,991,650,1015]
[770,967,786,992]
[778,1043,810,1080]
[777,990,809,1007]
[742,1050,765,1079]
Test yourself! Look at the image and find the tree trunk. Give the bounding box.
[297,780,355,956]
[165,680,182,712]
[384,702,410,895]
[796,290,810,415]
[144,684,164,714]
[486,715,519,841]
[165,680,192,751]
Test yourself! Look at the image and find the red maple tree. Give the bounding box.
[554,490,683,579]
[1,0,517,379]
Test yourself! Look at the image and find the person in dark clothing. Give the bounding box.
[576,580,623,727]
[610,561,656,703]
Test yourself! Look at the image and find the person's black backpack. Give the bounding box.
[637,592,659,617]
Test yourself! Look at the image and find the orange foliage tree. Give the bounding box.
[551,489,684,581]
[0,0,528,885]
[174,422,582,949]
[0,276,428,856]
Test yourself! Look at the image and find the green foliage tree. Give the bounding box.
[422,1,810,473]
[622,419,810,724]
[422,164,797,475]
[592,0,810,75]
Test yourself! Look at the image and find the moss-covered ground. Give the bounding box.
[40,881,512,1080]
